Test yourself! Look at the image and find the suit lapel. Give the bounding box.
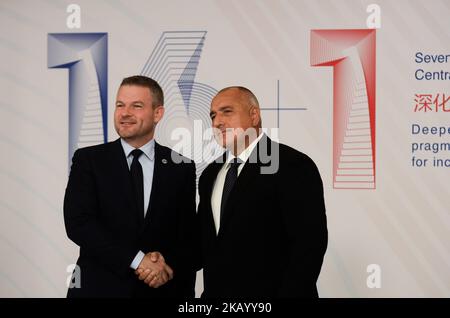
[143,142,170,228]
[217,163,260,236]
[218,136,273,235]
[201,155,225,237]
[203,161,224,206]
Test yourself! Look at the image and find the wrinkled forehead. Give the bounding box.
[116,85,152,101]
[211,89,250,110]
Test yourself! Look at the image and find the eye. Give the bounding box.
[115,103,123,108]
[133,104,143,108]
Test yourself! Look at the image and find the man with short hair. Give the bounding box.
[64,75,196,297]
[197,86,328,297]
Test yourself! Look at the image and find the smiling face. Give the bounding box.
[114,85,164,148]
[209,87,261,154]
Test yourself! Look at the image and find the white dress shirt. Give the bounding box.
[120,138,155,269]
[211,133,264,234]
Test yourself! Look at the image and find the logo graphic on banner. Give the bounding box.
[47,31,221,175]
[311,29,376,189]
[48,33,108,168]
[48,31,306,177]
[139,31,220,176]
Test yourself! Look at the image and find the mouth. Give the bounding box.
[214,129,228,138]
[218,127,231,134]
[120,122,136,126]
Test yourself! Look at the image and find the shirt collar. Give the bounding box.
[226,132,264,165]
[121,138,155,161]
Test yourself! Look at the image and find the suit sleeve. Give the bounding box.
[277,154,328,297]
[193,171,206,272]
[174,161,197,297]
[63,149,139,276]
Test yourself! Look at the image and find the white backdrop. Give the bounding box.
[1,0,449,297]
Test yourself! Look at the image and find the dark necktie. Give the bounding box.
[220,159,242,223]
[130,149,144,223]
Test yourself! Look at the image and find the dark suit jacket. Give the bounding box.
[64,139,196,298]
[197,135,327,297]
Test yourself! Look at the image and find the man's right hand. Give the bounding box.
[135,251,174,288]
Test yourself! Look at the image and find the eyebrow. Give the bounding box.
[210,105,233,116]
[115,100,144,105]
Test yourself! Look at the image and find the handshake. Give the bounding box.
[134,252,173,288]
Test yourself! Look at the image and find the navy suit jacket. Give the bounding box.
[64,139,196,297]
[197,136,328,297]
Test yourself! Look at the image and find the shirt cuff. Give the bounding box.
[130,250,145,270]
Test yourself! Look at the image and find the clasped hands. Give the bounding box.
[135,251,173,288]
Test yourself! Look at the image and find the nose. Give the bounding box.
[212,114,222,129]
[120,105,132,117]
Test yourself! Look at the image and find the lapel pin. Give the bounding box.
[162,159,168,164]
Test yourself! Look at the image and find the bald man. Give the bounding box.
[196,86,328,297]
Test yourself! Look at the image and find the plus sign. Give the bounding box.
[260,80,307,128]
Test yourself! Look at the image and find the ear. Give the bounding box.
[153,106,165,124]
[250,106,261,127]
